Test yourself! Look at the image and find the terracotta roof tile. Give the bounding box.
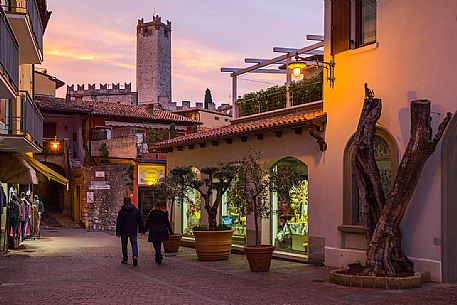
[155,103,326,149]
[35,95,200,125]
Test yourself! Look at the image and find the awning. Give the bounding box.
[0,153,38,184]
[19,154,69,187]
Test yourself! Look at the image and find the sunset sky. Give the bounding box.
[41,0,323,105]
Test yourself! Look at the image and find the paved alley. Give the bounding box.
[1,228,457,305]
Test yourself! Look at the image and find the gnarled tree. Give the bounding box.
[353,84,452,276]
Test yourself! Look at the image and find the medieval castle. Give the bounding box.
[67,15,172,109]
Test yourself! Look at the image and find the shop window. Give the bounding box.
[222,181,246,244]
[344,129,397,225]
[271,158,309,253]
[182,168,202,236]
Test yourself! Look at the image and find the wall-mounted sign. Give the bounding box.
[95,171,105,178]
[89,181,110,190]
[138,164,165,186]
[87,192,94,203]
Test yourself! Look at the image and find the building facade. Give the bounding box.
[154,0,457,283]
[136,15,172,108]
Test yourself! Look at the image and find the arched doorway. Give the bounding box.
[182,167,202,236]
[442,115,457,282]
[271,157,309,254]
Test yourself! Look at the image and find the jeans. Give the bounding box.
[121,234,138,259]
[153,241,162,261]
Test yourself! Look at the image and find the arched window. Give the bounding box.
[343,128,398,225]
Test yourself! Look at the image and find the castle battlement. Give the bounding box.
[137,15,171,37]
[67,83,133,96]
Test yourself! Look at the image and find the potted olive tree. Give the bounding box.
[229,152,301,272]
[155,167,196,253]
[189,163,238,261]
[228,151,274,272]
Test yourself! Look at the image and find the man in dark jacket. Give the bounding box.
[116,197,144,266]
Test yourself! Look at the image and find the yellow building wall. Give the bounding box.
[35,72,56,97]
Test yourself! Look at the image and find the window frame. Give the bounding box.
[354,0,377,48]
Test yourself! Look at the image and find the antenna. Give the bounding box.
[153,8,156,16]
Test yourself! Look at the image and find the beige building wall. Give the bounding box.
[166,128,325,260]
[198,111,230,129]
[319,0,457,281]
[35,72,56,96]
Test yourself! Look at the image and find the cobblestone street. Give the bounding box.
[1,228,457,305]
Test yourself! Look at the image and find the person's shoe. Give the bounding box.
[121,258,128,264]
[133,257,138,266]
[157,257,163,265]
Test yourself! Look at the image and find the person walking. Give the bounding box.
[116,197,144,266]
[143,201,173,265]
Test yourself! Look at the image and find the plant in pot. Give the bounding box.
[189,162,238,261]
[227,152,271,271]
[229,151,302,272]
[155,167,196,253]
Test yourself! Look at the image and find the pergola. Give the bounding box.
[220,35,329,119]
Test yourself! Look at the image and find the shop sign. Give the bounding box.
[138,164,165,186]
[95,171,105,178]
[89,181,110,190]
[87,192,94,203]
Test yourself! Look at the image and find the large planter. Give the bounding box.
[163,234,182,253]
[193,230,233,261]
[244,245,275,272]
[329,269,422,289]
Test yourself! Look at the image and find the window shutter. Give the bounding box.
[331,0,351,55]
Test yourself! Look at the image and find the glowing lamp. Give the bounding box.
[50,140,60,150]
[288,61,307,77]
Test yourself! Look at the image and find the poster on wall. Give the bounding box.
[87,192,94,204]
[138,164,165,186]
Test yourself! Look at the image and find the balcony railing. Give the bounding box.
[0,5,19,90]
[2,0,44,55]
[8,91,43,146]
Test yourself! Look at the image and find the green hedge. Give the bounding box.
[238,71,323,117]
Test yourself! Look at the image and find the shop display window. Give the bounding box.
[182,189,202,236]
[221,192,246,244]
[272,158,309,253]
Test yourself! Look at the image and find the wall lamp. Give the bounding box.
[287,54,336,88]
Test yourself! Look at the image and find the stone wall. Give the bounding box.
[82,164,132,231]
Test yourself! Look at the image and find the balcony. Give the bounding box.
[90,127,167,160]
[2,0,44,64]
[0,91,43,153]
[0,6,19,99]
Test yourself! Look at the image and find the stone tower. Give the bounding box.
[136,15,172,108]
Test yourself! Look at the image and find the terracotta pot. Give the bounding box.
[163,234,182,253]
[244,245,275,272]
[193,230,233,261]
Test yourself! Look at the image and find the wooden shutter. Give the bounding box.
[331,0,351,55]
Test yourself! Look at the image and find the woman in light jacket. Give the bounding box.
[143,201,173,265]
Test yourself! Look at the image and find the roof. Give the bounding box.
[35,70,65,89]
[35,95,200,125]
[155,101,326,149]
[173,107,231,117]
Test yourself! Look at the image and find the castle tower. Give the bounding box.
[136,15,172,108]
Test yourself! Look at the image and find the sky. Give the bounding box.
[41,0,323,105]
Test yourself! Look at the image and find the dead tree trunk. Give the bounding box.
[353,87,452,277]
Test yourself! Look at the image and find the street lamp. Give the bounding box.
[50,137,60,151]
[287,54,336,87]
